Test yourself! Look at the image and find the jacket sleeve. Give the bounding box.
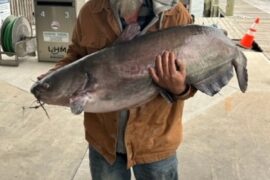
[174,2,193,25]
[175,85,197,100]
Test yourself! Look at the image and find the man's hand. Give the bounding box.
[148,51,187,95]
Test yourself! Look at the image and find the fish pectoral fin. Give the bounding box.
[193,64,234,96]
[69,95,89,115]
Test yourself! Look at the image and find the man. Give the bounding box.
[38,0,196,179]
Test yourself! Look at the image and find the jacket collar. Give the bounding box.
[90,0,111,13]
[105,0,179,15]
[152,0,179,15]
[90,0,179,15]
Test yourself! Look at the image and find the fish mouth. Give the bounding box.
[31,81,71,106]
[30,81,50,100]
[32,91,69,107]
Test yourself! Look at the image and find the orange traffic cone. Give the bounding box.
[240,17,260,49]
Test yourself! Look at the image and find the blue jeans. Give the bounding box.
[89,147,178,180]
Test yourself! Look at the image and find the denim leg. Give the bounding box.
[89,147,131,180]
[133,155,178,180]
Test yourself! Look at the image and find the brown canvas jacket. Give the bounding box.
[53,0,195,168]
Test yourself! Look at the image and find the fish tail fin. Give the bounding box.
[233,50,248,93]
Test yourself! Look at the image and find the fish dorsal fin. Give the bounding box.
[193,64,234,96]
[114,23,141,44]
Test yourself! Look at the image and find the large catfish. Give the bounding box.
[31,25,248,114]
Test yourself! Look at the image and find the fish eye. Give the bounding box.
[43,82,50,89]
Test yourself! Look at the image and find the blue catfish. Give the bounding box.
[31,25,247,114]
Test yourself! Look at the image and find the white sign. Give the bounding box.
[43,31,69,43]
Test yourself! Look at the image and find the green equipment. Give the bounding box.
[0,15,36,66]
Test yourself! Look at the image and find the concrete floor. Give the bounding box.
[180,52,270,180]
[72,51,270,180]
[0,37,269,180]
[0,57,87,180]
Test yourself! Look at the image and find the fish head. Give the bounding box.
[31,66,97,108]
